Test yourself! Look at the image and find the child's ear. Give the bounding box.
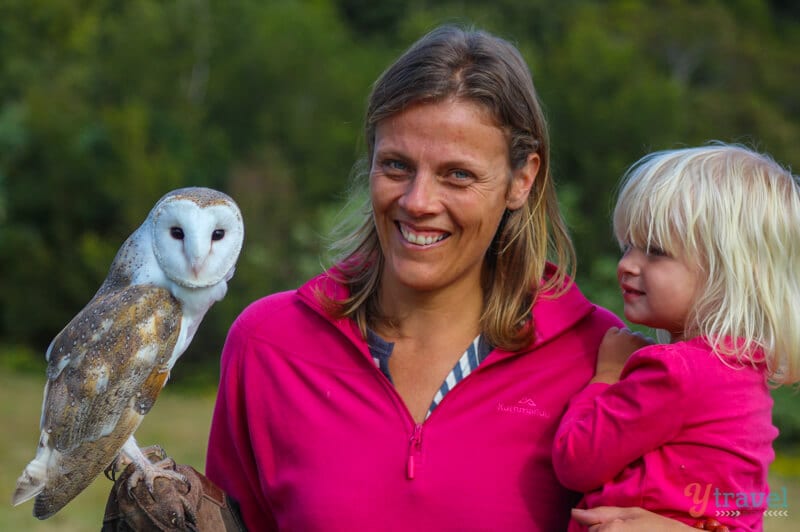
[507,153,540,210]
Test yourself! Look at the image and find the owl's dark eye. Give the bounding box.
[170,227,185,240]
[211,229,225,241]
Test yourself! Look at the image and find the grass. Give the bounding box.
[0,369,216,531]
[1,369,798,531]
[765,471,800,532]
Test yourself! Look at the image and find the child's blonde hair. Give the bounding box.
[613,143,800,385]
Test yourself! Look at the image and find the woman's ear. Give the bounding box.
[506,153,540,210]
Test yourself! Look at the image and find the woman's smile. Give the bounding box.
[397,222,450,247]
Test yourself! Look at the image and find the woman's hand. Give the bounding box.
[591,327,653,385]
[571,507,696,531]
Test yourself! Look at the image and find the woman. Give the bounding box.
[205,25,695,531]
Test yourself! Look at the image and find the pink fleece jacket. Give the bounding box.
[206,269,622,531]
[553,337,778,531]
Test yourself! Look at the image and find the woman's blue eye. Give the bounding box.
[385,160,408,171]
[452,169,470,179]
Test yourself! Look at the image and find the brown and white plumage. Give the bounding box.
[12,187,244,519]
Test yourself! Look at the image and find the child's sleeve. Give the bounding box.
[552,344,690,492]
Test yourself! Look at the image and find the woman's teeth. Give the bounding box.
[400,225,447,246]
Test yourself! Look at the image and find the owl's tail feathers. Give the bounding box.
[12,434,62,519]
[13,450,73,520]
[11,458,47,508]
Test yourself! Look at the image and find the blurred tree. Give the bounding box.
[536,0,800,313]
[0,0,215,350]
[0,0,387,383]
[1,0,799,396]
[335,0,410,39]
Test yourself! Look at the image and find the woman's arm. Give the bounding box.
[571,507,699,531]
[206,319,277,531]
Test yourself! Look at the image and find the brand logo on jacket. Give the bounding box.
[496,397,551,418]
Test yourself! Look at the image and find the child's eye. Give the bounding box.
[620,242,634,257]
[646,246,668,257]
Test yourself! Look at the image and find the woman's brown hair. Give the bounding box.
[322,25,575,351]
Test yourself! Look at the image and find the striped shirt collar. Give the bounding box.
[367,330,493,418]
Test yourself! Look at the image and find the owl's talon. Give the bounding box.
[105,452,134,482]
[126,459,188,494]
[140,444,168,463]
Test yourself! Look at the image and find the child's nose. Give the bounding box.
[617,247,642,277]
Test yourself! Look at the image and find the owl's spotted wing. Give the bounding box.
[33,284,182,518]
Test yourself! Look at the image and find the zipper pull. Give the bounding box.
[407,423,423,479]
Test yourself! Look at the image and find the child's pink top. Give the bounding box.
[553,337,778,531]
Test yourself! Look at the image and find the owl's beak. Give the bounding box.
[190,258,207,278]
[184,237,210,279]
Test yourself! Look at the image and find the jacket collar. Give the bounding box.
[296,265,597,357]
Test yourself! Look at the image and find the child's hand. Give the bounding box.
[591,327,654,385]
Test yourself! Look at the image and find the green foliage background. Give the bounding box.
[1,0,798,442]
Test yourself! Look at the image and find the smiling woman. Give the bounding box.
[201,24,697,531]
[370,98,537,301]
[367,98,540,420]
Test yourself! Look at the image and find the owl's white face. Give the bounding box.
[151,192,244,289]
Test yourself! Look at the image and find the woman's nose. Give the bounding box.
[398,172,439,215]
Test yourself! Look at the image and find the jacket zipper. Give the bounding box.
[407,423,423,479]
[400,356,512,480]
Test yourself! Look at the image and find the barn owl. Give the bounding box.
[12,187,244,519]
